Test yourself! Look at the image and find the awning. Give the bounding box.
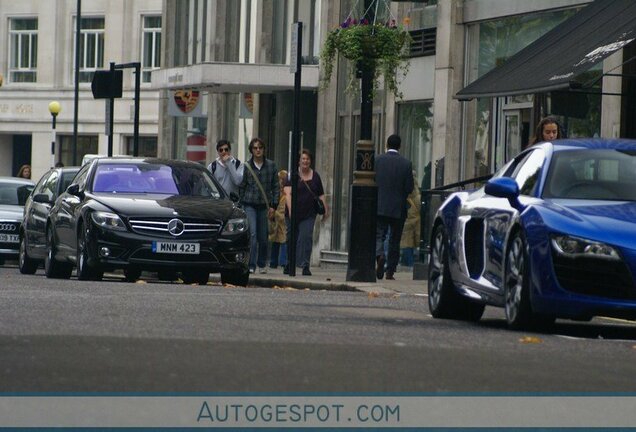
[456,0,636,101]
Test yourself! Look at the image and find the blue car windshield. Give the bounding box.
[92,163,222,198]
[544,149,636,200]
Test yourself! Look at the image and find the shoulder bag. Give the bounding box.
[302,179,326,215]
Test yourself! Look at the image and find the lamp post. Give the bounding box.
[48,101,61,168]
[346,0,378,282]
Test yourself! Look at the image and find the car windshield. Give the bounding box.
[92,163,222,198]
[0,181,34,206]
[544,149,636,200]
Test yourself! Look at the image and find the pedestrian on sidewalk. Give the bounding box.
[284,149,328,276]
[400,170,421,267]
[207,139,244,196]
[269,169,288,269]
[239,137,279,274]
[375,134,414,280]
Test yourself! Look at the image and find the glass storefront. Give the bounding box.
[463,7,583,177]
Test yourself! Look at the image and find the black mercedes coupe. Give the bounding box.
[44,157,250,285]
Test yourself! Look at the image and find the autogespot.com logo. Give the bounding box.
[0,223,16,232]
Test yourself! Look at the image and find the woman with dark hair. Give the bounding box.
[530,116,563,146]
[284,149,328,276]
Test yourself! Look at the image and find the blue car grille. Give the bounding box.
[552,253,636,299]
[127,217,222,239]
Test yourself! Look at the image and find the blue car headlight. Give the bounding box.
[551,235,619,260]
[222,218,248,234]
[91,211,127,231]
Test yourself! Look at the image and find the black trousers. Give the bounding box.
[375,215,406,274]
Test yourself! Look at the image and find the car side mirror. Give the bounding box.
[229,192,240,202]
[32,193,53,204]
[485,177,524,211]
[66,183,82,197]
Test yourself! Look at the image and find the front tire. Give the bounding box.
[504,230,554,330]
[19,234,38,274]
[124,267,142,282]
[221,268,250,287]
[44,225,72,279]
[428,224,484,322]
[76,222,103,282]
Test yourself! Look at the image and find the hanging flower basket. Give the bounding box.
[320,17,412,98]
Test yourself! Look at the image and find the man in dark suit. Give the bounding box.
[375,134,414,280]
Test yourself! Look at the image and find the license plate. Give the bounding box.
[152,241,200,255]
[0,234,18,243]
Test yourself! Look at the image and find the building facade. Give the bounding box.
[0,0,163,181]
[153,0,633,267]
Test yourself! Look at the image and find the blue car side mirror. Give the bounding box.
[485,177,524,211]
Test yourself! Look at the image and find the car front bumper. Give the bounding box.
[86,224,250,272]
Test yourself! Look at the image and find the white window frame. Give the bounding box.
[73,17,105,83]
[8,17,38,83]
[141,15,161,83]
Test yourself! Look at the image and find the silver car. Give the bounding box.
[0,177,34,265]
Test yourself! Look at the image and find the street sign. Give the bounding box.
[91,70,123,99]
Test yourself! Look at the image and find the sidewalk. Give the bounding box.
[209,266,428,296]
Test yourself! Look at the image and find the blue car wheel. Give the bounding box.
[428,224,484,322]
[504,230,554,330]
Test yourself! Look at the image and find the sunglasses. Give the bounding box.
[218,147,230,153]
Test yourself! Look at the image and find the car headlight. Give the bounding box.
[551,235,619,260]
[223,218,248,234]
[91,211,127,231]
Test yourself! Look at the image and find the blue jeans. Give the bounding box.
[244,205,269,269]
[270,242,287,267]
[401,247,414,267]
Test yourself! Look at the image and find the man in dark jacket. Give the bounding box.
[375,134,414,280]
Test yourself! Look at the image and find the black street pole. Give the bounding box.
[108,62,115,157]
[288,22,303,277]
[72,0,81,166]
[115,62,141,156]
[133,62,140,156]
[346,0,378,282]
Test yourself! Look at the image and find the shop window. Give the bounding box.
[59,135,99,167]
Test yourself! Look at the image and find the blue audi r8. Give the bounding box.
[429,138,636,329]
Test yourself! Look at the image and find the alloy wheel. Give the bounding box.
[428,229,446,311]
[505,235,524,324]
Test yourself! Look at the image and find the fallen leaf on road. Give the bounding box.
[368,292,379,298]
[135,280,146,284]
[519,336,542,344]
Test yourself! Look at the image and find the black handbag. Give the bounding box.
[303,180,326,215]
